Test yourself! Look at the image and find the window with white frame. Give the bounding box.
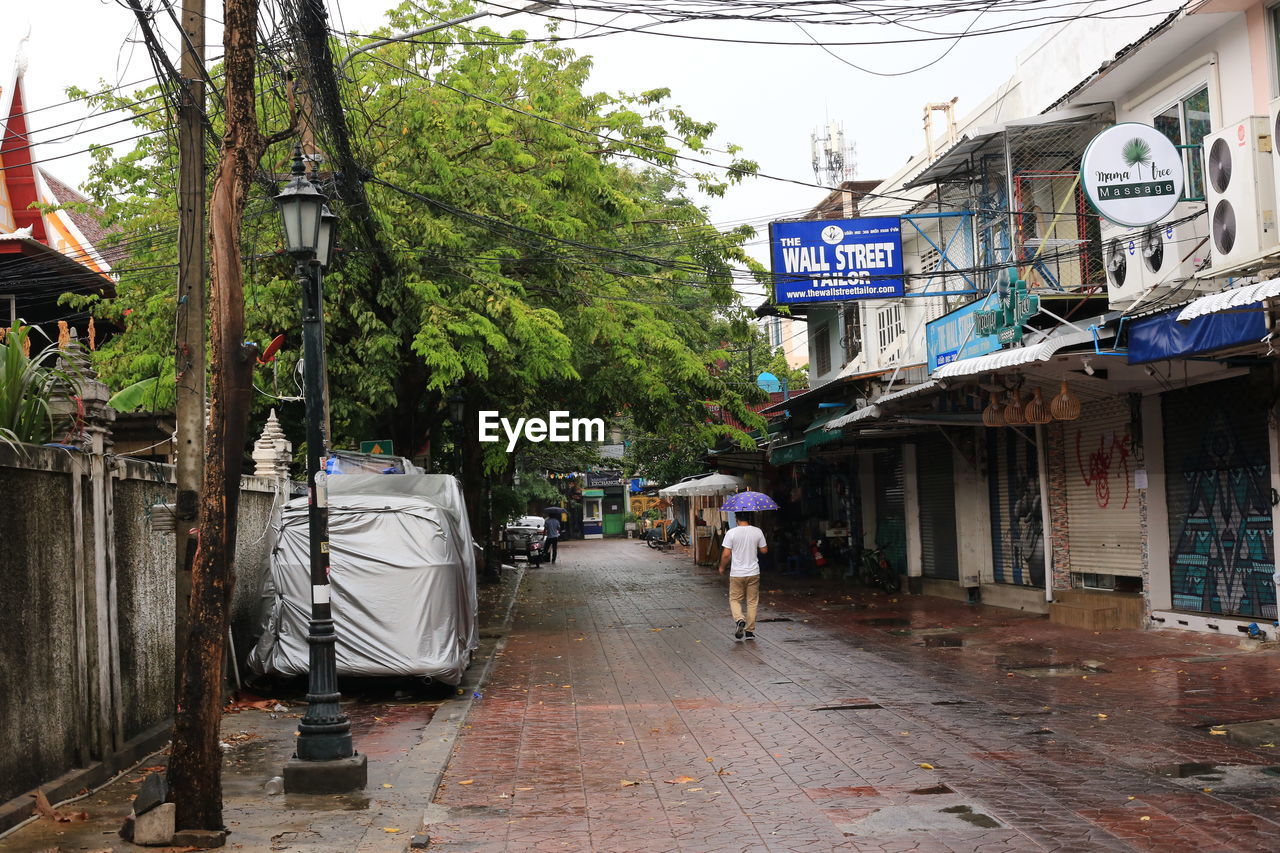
[876,304,903,359]
[1153,85,1211,200]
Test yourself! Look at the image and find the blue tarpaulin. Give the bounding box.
[1127,306,1266,365]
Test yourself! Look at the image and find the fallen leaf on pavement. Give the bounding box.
[1209,729,1227,736]
[1095,714,1108,719]
[516,787,534,791]
[620,779,641,787]
[1139,816,1151,821]
[382,784,393,788]
[917,763,934,770]
[665,776,697,784]
[457,780,474,785]
[383,827,400,833]
[31,790,89,822]
[686,787,703,792]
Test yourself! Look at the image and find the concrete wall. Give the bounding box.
[0,445,284,828]
[0,458,86,812]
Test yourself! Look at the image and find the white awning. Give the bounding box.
[1175,278,1280,323]
[823,380,948,430]
[824,405,881,430]
[876,379,944,406]
[932,327,1105,379]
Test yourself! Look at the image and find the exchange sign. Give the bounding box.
[770,217,905,304]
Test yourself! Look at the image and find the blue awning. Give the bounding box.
[1127,306,1266,364]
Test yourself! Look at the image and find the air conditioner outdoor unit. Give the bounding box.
[1136,202,1211,304]
[1101,217,1141,309]
[1268,96,1280,226]
[1203,116,1276,273]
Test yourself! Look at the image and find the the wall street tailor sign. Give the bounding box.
[770,217,905,304]
[1080,123,1185,227]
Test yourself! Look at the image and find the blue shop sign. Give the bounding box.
[770,217,905,304]
[925,294,1001,372]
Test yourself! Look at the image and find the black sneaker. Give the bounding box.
[744,631,755,640]
[734,620,746,640]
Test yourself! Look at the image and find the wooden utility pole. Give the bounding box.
[168,0,265,833]
[173,0,207,704]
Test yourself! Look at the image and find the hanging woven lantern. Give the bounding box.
[982,392,1005,427]
[1003,391,1027,425]
[1051,379,1081,420]
[1024,386,1052,424]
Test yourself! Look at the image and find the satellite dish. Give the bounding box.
[756,371,782,393]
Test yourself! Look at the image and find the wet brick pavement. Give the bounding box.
[428,539,1280,852]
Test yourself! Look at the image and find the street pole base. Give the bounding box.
[283,752,368,794]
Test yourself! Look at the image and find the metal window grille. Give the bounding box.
[814,322,831,376]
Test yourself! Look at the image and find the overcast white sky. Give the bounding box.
[2,1,1181,302]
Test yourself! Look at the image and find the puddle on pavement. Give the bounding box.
[812,702,883,711]
[939,805,1002,828]
[1153,762,1280,790]
[922,635,965,648]
[1025,728,1055,736]
[1003,663,1107,677]
[859,617,911,627]
[757,617,795,623]
[931,700,970,706]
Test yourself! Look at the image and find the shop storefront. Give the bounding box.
[915,435,958,581]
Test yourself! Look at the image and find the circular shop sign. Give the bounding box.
[1080,122,1184,227]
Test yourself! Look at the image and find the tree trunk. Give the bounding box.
[168,0,262,832]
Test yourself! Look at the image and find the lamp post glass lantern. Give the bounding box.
[316,204,337,270]
[275,149,326,256]
[275,147,366,792]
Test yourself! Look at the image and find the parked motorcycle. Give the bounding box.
[503,516,549,567]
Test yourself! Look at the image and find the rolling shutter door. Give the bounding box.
[1063,398,1141,576]
[916,436,958,579]
[1162,377,1276,619]
[874,449,906,575]
[987,429,1044,587]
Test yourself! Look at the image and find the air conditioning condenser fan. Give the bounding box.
[1213,199,1237,255]
[1208,137,1232,194]
[1105,237,1127,287]
[1141,227,1164,273]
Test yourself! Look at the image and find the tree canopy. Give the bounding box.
[70,1,771,479]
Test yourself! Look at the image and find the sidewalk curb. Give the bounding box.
[357,568,524,852]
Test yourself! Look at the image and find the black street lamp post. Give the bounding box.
[276,148,367,792]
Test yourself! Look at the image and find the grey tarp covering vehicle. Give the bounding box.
[247,473,479,684]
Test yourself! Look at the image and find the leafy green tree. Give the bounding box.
[70,1,769,495]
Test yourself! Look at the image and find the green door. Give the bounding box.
[603,489,625,536]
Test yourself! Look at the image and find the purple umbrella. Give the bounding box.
[720,490,779,512]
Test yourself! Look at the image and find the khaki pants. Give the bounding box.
[728,575,760,630]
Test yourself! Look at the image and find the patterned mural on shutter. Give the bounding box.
[1162,377,1276,619]
[987,429,1045,587]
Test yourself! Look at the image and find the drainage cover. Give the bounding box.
[1154,763,1280,790]
[909,784,954,795]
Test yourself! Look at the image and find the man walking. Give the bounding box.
[544,511,562,564]
[718,512,767,640]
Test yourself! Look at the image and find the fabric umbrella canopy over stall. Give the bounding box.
[720,490,779,512]
[682,473,747,496]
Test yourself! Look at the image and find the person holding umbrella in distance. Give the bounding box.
[717,489,779,640]
[543,506,566,564]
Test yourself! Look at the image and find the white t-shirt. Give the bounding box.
[722,525,767,577]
